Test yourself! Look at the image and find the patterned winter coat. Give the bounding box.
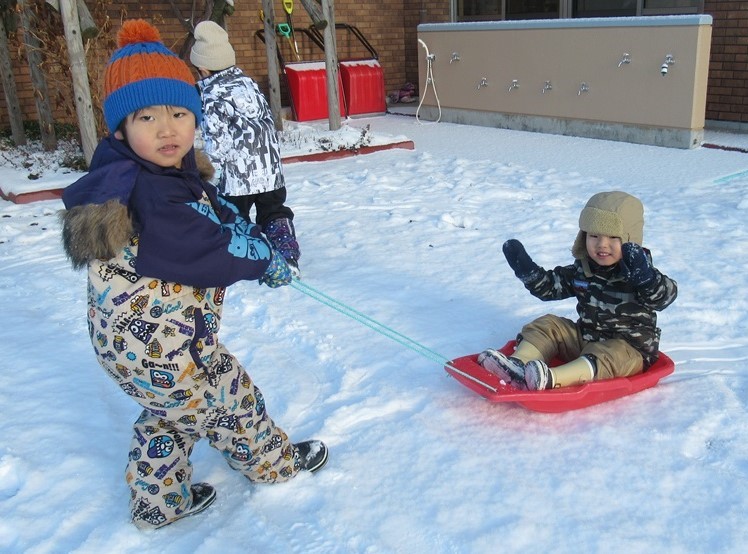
[61,136,276,415]
[197,66,285,196]
[523,254,677,368]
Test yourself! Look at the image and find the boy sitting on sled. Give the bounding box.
[479,191,677,391]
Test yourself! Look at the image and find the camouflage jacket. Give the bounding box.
[523,254,677,367]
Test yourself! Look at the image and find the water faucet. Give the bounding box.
[661,54,675,76]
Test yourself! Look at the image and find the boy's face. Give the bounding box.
[115,105,196,168]
[585,233,623,266]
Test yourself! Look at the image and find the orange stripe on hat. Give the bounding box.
[105,52,196,97]
[102,19,202,132]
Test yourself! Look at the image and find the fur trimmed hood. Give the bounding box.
[60,138,215,269]
[61,198,133,269]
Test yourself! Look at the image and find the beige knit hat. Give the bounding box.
[190,21,236,71]
[571,191,644,259]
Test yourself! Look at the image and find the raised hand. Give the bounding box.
[503,239,541,283]
[620,242,655,287]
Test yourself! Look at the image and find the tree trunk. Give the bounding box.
[261,0,283,131]
[0,16,26,146]
[298,0,326,28]
[320,0,340,130]
[60,0,96,165]
[45,0,97,40]
[171,0,215,59]
[18,0,56,151]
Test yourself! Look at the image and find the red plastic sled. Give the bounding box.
[445,341,674,413]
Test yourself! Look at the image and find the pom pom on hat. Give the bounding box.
[103,19,202,133]
[116,18,161,46]
[190,21,236,71]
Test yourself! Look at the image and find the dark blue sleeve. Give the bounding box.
[130,176,273,287]
[62,160,140,209]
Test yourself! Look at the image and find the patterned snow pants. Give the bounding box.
[519,314,645,379]
[126,350,300,529]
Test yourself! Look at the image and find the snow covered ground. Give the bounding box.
[2,113,748,553]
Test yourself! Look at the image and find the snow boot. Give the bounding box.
[185,482,217,516]
[477,349,527,389]
[295,440,329,473]
[525,356,595,390]
[157,482,216,528]
[524,360,553,390]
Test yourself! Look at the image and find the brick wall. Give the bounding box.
[0,0,431,134]
[704,1,748,124]
[1,1,744,134]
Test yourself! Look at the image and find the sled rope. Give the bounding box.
[290,280,499,392]
[291,279,457,367]
[713,167,748,185]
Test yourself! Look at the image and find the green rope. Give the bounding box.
[290,279,498,392]
[290,278,452,367]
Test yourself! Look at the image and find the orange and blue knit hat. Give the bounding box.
[103,19,202,133]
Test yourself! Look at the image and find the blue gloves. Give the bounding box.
[259,251,293,288]
[620,243,655,287]
[503,239,542,283]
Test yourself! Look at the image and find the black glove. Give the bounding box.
[620,243,655,287]
[503,239,541,283]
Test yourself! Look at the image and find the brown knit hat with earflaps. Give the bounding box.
[571,191,644,260]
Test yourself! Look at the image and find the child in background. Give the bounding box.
[190,20,301,276]
[61,20,326,530]
[479,191,677,390]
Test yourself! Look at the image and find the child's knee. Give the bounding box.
[520,314,578,358]
[584,340,643,379]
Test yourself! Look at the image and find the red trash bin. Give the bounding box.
[285,62,346,121]
[339,60,386,116]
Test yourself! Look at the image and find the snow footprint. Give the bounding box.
[0,453,25,500]
[681,412,726,460]
[323,397,416,436]
[287,521,342,554]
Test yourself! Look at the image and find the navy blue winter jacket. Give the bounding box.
[62,136,273,287]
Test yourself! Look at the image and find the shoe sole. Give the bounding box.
[479,350,522,383]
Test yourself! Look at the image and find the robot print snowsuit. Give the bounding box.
[62,136,300,528]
